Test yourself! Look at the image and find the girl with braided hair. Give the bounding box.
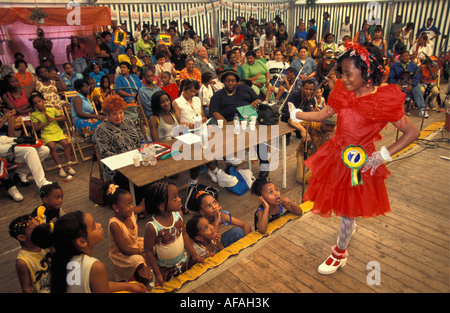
[289,42,419,274]
[143,179,203,287]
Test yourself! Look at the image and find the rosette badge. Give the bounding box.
[342,145,367,186]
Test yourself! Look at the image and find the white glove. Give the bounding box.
[288,102,303,123]
[361,146,392,175]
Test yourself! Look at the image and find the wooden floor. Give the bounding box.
[0,98,449,293]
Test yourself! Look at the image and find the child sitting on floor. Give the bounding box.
[107,185,152,285]
[30,211,147,293]
[144,179,202,287]
[9,214,52,293]
[31,182,65,224]
[195,191,252,247]
[186,213,224,259]
[251,179,303,234]
[29,92,75,179]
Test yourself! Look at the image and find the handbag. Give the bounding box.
[89,157,108,206]
[6,136,43,163]
[225,166,250,196]
[257,101,281,125]
[184,183,220,212]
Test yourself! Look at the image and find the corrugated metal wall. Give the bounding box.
[293,0,449,56]
[101,1,448,56]
[101,1,291,46]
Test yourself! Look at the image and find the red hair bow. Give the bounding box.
[344,41,371,73]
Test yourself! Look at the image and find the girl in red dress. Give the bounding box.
[289,42,419,274]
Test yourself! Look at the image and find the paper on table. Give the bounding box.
[236,105,258,120]
[174,132,201,145]
[100,149,140,171]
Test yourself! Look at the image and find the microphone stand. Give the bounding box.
[301,62,338,196]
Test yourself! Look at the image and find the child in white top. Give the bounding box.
[31,211,147,293]
[198,72,214,117]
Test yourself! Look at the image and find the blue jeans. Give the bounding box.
[221,226,245,248]
[411,85,426,110]
[73,57,87,74]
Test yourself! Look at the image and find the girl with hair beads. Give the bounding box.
[251,179,303,234]
[9,215,51,293]
[29,92,75,179]
[144,179,202,287]
[107,185,152,285]
[289,42,419,274]
[186,213,223,259]
[31,182,65,224]
[31,211,147,293]
[195,191,252,247]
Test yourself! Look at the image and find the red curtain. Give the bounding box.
[0,7,112,26]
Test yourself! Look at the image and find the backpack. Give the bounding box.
[257,101,282,125]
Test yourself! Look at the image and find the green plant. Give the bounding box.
[29,7,48,23]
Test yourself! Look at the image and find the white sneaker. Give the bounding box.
[419,110,429,118]
[207,169,218,183]
[226,158,243,166]
[216,169,238,188]
[8,186,24,202]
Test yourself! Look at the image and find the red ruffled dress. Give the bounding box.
[303,79,405,218]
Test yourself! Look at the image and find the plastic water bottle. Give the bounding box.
[148,141,157,166]
[201,124,208,149]
[233,114,240,135]
[141,141,150,166]
[193,115,202,130]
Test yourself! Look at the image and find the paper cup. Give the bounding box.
[249,121,256,131]
[217,120,223,128]
[250,116,257,122]
[241,120,247,130]
[133,156,141,167]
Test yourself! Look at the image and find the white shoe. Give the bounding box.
[216,169,238,188]
[318,254,347,275]
[67,167,76,175]
[207,169,218,183]
[226,158,243,166]
[8,186,24,202]
[58,167,67,178]
[318,245,348,275]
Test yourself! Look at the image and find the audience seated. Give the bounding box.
[60,63,84,92]
[2,10,446,291]
[71,78,105,142]
[194,47,217,77]
[114,61,143,121]
[13,60,36,89]
[11,53,35,75]
[179,58,202,84]
[89,63,106,87]
[35,66,68,110]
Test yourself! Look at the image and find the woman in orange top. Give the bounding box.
[13,60,36,89]
[179,58,202,84]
